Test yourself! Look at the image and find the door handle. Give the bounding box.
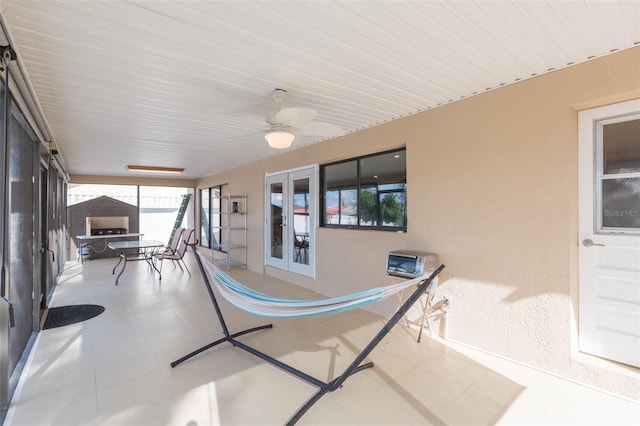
[40,243,55,261]
[40,248,55,261]
[583,239,605,248]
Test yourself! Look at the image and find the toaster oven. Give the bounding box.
[386,250,438,278]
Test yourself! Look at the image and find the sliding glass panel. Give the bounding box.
[140,186,193,244]
[200,188,210,248]
[8,110,36,378]
[210,186,221,250]
[379,185,406,227]
[323,160,357,226]
[67,184,137,206]
[359,150,406,229]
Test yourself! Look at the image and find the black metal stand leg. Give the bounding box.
[170,324,273,368]
[230,339,327,389]
[288,361,371,423]
[286,362,374,425]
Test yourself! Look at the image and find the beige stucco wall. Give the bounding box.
[197,47,640,399]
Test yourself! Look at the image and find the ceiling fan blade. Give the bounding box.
[297,121,345,138]
[275,107,317,127]
[257,118,274,128]
[230,128,267,139]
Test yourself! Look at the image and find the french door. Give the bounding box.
[578,99,640,368]
[265,166,316,277]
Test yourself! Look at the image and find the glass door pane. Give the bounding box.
[602,178,640,229]
[269,181,284,260]
[603,118,640,174]
[287,167,316,277]
[292,177,310,266]
[598,115,640,233]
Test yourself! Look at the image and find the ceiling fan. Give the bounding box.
[261,89,345,149]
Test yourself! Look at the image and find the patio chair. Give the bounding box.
[294,232,309,262]
[151,227,184,271]
[157,227,185,257]
[156,228,194,280]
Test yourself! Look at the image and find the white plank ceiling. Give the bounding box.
[0,1,638,179]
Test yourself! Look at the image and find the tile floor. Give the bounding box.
[4,254,640,425]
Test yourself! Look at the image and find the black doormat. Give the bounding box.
[43,304,105,329]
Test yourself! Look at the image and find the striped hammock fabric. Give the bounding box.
[199,252,431,318]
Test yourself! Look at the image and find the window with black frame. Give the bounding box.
[321,148,407,231]
[200,185,222,249]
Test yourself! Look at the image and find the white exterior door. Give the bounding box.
[265,166,316,277]
[578,99,640,368]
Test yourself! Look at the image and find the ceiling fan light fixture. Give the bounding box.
[265,131,295,149]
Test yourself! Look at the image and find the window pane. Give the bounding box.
[359,150,406,228]
[380,191,406,227]
[139,186,193,244]
[211,187,221,250]
[603,119,640,174]
[324,160,357,225]
[360,151,406,187]
[325,190,339,224]
[68,184,137,206]
[340,188,358,225]
[200,188,210,248]
[359,187,378,227]
[602,177,640,229]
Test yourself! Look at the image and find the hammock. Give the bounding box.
[199,251,430,318]
[173,245,445,425]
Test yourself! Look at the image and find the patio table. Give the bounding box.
[108,239,164,285]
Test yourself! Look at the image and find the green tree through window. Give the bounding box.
[381,192,404,226]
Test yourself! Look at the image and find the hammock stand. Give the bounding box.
[171,244,445,425]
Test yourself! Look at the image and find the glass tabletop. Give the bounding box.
[77,233,144,240]
[108,240,164,250]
